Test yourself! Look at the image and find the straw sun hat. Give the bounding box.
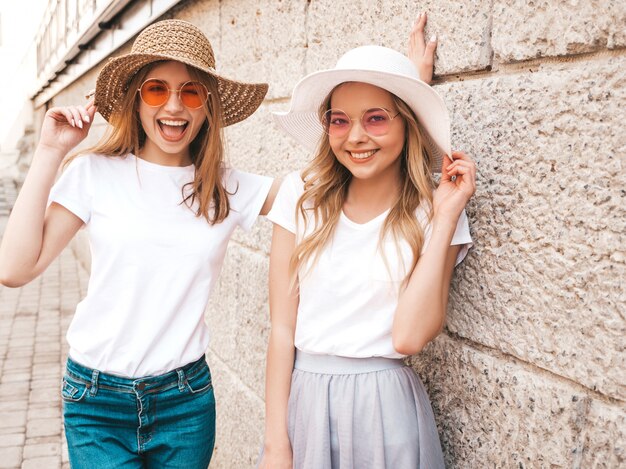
[273,45,451,172]
[94,19,268,126]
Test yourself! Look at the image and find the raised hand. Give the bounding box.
[39,99,97,156]
[408,12,437,84]
[434,151,476,220]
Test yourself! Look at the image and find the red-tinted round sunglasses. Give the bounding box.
[138,79,210,109]
[321,107,401,138]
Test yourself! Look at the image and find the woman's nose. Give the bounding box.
[163,89,185,112]
[346,118,368,144]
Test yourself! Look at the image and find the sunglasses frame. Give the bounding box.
[321,107,401,138]
[137,79,210,109]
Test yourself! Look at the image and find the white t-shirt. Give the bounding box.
[267,171,472,359]
[49,153,272,377]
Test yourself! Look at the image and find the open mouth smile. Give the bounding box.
[348,149,377,162]
[157,119,189,142]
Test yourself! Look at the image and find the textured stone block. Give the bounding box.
[25,418,61,438]
[0,446,22,468]
[493,0,626,62]
[169,0,221,52]
[206,351,264,469]
[22,442,61,459]
[21,456,60,469]
[581,399,625,466]
[409,335,619,466]
[219,0,307,99]
[307,0,492,76]
[435,55,626,400]
[205,244,270,397]
[0,433,25,448]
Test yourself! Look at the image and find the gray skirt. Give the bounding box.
[286,351,445,469]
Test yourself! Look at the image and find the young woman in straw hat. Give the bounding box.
[0,19,277,468]
[260,13,476,469]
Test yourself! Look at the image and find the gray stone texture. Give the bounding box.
[206,350,264,468]
[492,0,626,62]
[307,0,493,76]
[438,55,626,401]
[219,0,307,99]
[206,245,270,393]
[410,334,624,466]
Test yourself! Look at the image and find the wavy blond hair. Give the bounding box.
[291,86,435,285]
[69,62,231,224]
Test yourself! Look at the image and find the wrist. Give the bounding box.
[263,434,291,452]
[431,211,460,230]
[33,143,68,164]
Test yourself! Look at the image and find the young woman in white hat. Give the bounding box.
[260,15,476,469]
[0,19,277,468]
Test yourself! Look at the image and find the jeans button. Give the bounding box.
[137,383,146,391]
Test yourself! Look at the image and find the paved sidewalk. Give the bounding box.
[0,176,89,468]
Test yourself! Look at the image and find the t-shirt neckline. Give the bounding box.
[340,208,391,230]
[130,153,195,172]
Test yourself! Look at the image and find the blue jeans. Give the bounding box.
[62,355,216,468]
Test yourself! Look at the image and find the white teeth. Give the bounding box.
[349,150,376,159]
[159,119,187,126]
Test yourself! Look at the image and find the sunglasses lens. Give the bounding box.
[322,110,351,137]
[362,108,392,136]
[140,79,169,106]
[180,82,209,108]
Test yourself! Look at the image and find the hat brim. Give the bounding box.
[272,69,450,172]
[95,53,268,127]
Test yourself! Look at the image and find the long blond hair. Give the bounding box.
[291,87,435,284]
[70,62,231,225]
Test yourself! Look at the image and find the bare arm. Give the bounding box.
[0,102,96,287]
[392,151,476,354]
[259,224,299,469]
[408,12,438,84]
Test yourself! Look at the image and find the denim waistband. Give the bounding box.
[65,355,207,395]
[294,351,405,375]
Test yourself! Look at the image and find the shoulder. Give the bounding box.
[222,167,272,191]
[65,152,132,171]
[281,170,305,194]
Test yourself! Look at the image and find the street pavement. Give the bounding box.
[0,175,89,468]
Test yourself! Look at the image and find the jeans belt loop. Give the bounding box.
[176,368,186,392]
[90,369,99,397]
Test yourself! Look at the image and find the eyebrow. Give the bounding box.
[144,78,194,87]
[329,107,395,115]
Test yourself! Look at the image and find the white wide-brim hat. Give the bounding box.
[273,45,450,172]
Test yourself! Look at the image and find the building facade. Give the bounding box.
[13,0,626,467]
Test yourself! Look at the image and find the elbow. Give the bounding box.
[0,275,28,288]
[392,327,442,356]
[0,267,32,288]
[392,335,426,356]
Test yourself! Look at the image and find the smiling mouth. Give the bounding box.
[158,119,189,141]
[348,149,377,161]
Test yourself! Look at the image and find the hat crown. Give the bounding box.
[335,45,419,80]
[131,19,216,70]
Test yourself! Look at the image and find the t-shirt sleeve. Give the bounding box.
[421,207,473,266]
[266,171,303,234]
[48,155,93,224]
[225,168,273,232]
[451,209,473,266]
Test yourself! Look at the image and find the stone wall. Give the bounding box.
[44,0,625,466]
